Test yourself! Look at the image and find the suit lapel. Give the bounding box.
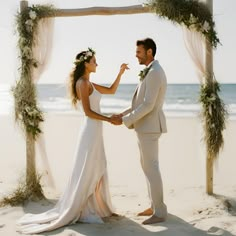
[131,60,157,106]
[131,84,139,106]
[133,84,139,97]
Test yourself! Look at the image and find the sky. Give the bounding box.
[0,0,236,84]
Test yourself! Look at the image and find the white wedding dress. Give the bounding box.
[17,85,114,234]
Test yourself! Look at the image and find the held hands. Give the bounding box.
[119,63,129,76]
[110,114,123,125]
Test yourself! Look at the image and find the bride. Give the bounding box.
[17,48,129,234]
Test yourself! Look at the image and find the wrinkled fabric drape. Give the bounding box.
[32,17,55,188]
[182,27,206,84]
[32,18,54,82]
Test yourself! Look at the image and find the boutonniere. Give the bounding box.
[138,66,151,81]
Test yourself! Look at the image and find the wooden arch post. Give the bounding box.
[205,0,214,195]
[20,0,37,189]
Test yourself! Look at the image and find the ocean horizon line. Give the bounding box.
[1,82,236,86]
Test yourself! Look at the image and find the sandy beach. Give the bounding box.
[0,113,236,235]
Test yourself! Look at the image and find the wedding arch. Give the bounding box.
[5,0,227,205]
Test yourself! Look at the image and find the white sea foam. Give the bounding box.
[1,84,236,117]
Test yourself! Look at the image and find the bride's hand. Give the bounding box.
[119,63,129,75]
[110,114,122,125]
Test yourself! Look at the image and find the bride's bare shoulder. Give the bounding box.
[76,79,93,98]
[76,78,90,89]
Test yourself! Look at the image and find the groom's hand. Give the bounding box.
[116,113,124,118]
[110,114,122,125]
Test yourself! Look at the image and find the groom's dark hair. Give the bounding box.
[136,38,156,57]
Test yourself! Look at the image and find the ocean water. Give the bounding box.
[1,83,236,117]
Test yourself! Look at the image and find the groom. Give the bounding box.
[113,38,168,224]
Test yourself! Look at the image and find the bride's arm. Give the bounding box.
[93,63,129,94]
[76,79,112,122]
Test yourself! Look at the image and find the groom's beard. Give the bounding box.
[138,58,145,65]
[137,55,148,65]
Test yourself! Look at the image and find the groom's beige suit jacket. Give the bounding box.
[122,60,167,134]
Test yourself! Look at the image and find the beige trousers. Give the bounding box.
[137,133,167,218]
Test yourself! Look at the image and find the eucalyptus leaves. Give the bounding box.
[146,0,220,48]
[199,80,227,159]
[13,5,55,139]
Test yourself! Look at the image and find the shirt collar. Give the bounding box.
[146,60,154,69]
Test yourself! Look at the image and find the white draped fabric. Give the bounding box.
[32,18,54,82]
[182,27,206,84]
[32,17,55,188]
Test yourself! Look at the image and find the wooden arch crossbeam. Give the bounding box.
[20,1,151,17]
[55,6,150,17]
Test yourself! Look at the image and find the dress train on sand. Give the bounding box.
[17,86,113,234]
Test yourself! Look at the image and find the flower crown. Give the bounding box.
[74,48,96,66]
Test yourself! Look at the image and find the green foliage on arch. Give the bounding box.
[12,5,55,139]
[146,0,220,48]
[200,80,227,159]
